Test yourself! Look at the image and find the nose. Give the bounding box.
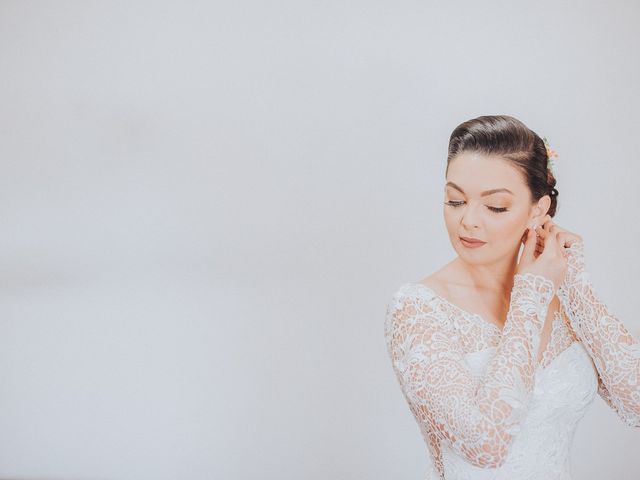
[461,203,481,230]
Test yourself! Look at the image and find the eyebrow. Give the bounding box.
[446,181,514,197]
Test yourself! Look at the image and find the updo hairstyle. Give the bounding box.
[446,115,559,217]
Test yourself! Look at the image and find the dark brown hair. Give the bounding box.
[446,115,559,217]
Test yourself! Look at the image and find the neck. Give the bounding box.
[451,246,520,295]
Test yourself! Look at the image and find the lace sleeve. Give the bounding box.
[556,241,640,427]
[384,272,555,469]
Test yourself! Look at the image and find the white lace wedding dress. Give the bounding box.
[384,242,640,479]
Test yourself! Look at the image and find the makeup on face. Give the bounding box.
[459,236,487,248]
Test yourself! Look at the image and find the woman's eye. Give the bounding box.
[444,201,508,213]
[487,206,508,213]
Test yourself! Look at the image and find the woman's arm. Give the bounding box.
[557,241,640,427]
[384,272,555,468]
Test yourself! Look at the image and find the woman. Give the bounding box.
[384,115,640,479]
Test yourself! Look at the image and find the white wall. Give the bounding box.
[0,1,638,478]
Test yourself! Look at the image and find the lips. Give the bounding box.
[460,236,486,244]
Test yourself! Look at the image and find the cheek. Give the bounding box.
[443,209,458,232]
[486,214,527,237]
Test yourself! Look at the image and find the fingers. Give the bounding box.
[527,214,551,257]
[535,234,544,257]
[530,216,581,257]
[520,225,537,263]
[557,232,572,257]
[539,224,564,258]
[532,219,558,253]
[532,215,555,241]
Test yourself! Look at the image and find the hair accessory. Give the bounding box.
[542,137,558,174]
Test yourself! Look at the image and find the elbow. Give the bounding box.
[458,440,510,469]
[491,449,510,468]
[474,425,518,468]
[444,418,514,469]
[476,446,509,469]
[462,450,508,470]
[475,427,513,468]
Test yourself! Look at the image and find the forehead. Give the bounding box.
[446,151,527,194]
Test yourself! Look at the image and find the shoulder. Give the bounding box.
[386,281,438,310]
[383,279,458,360]
[384,279,446,336]
[386,264,456,313]
[385,259,458,316]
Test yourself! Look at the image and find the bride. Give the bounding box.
[384,115,640,479]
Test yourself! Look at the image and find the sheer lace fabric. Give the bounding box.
[384,241,640,479]
[557,241,640,427]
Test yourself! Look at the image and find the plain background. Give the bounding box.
[1,1,639,479]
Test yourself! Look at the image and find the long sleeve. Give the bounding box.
[384,272,555,469]
[556,241,640,427]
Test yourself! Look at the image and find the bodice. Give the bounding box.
[439,342,598,480]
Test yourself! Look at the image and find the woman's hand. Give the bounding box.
[532,216,583,258]
[516,215,569,291]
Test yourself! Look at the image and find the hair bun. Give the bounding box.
[549,187,558,197]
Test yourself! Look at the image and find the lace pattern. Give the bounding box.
[556,241,640,427]
[385,242,640,479]
[384,272,555,471]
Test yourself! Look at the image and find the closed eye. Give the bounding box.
[444,201,508,213]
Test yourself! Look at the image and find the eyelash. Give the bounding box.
[444,201,508,213]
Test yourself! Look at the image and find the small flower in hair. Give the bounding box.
[542,136,558,174]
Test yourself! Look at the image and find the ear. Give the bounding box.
[530,195,552,222]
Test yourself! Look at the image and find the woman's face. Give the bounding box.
[443,151,550,264]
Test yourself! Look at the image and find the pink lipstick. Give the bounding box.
[460,236,486,248]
